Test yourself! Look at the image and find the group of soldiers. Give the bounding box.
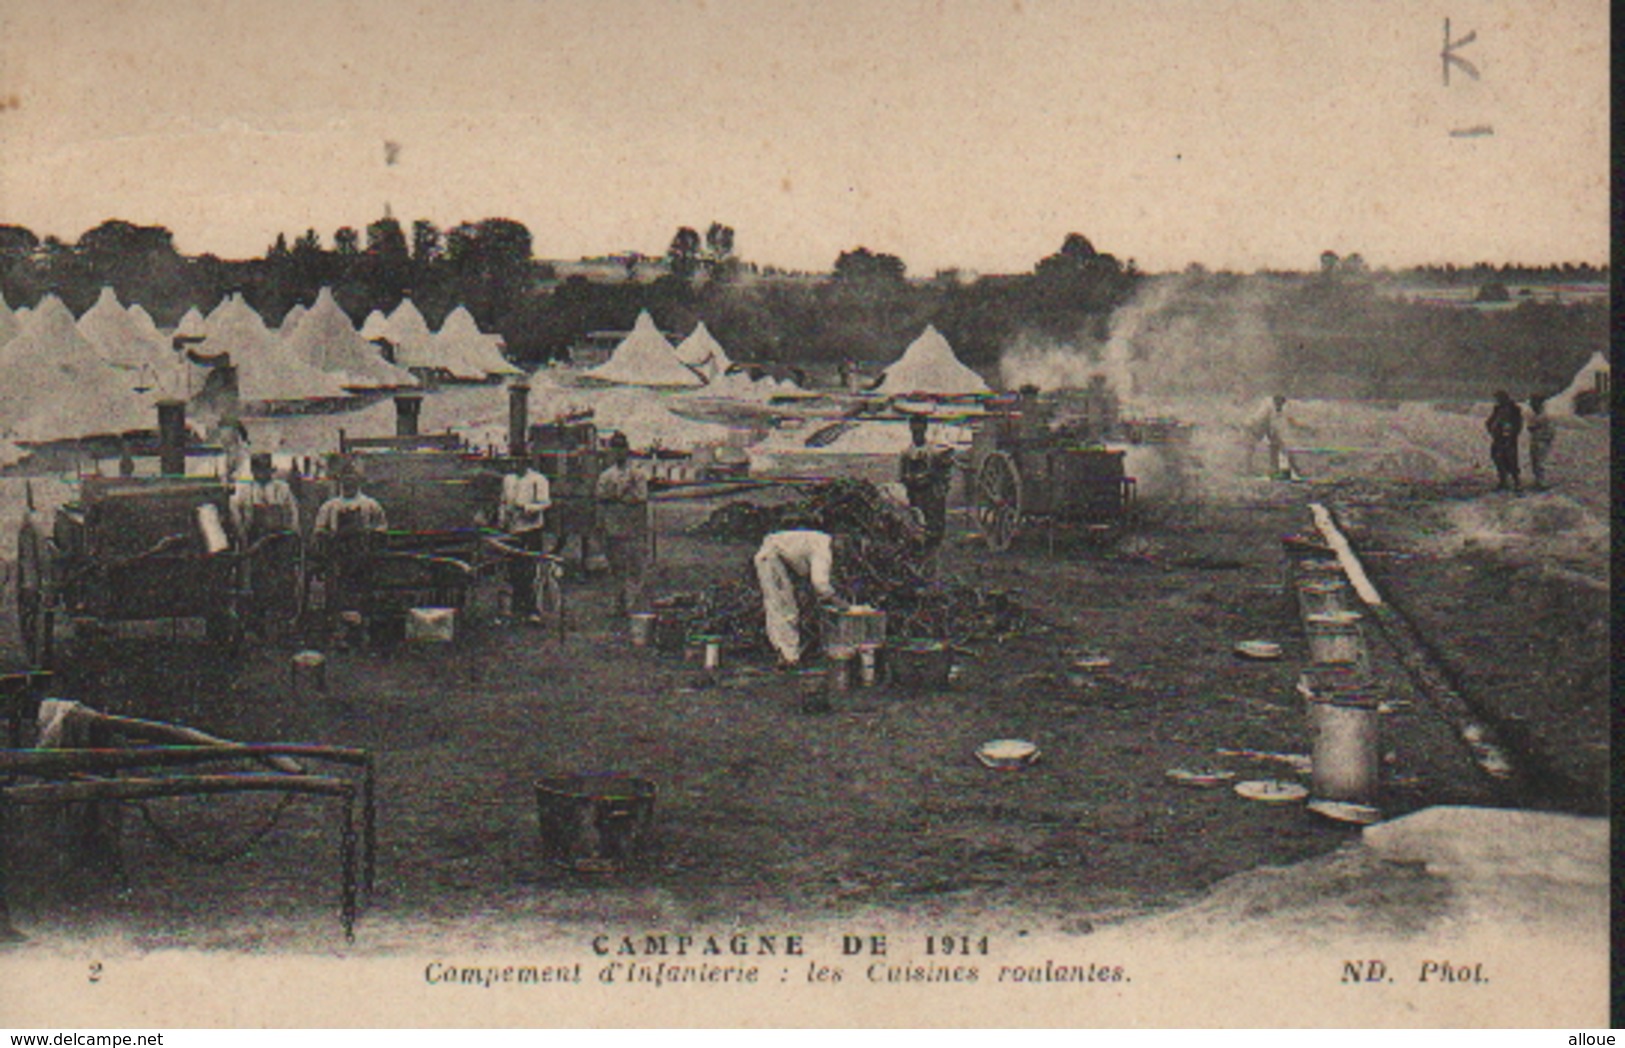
[218,433,655,638]
[1485,391,1557,494]
[498,432,650,622]
[221,414,963,664]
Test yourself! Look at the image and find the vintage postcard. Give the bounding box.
[0,0,1609,1029]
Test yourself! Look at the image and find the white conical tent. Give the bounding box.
[359,308,390,340]
[436,306,520,377]
[585,310,702,387]
[126,303,165,345]
[384,299,481,378]
[285,288,418,388]
[1553,351,1610,416]
[0,294,153,440]
[673,321,732,383]
[173,306,207,338]
[279,303,309,338]
[875,325,990,395]
[77,287,173,372]
[195,294,350,402]
[199,295,245,339]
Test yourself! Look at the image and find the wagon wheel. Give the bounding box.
[976,451,1023,552]
[16,525,55,670]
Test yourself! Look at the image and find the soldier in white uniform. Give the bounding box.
[500,457,553,621]
[752,529,852,667]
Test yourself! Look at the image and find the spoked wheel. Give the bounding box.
[16,526,55,669]
[976,451,1023,552]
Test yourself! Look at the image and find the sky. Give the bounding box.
[0,0,1610,274]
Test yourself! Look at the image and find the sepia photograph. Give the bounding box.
[0,0,1610,1029]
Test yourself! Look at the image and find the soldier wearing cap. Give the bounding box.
[500,455,553,622]
[231,452,303,632]
[231,452,300,545]
[312,462,389,627]
[594,432,650,616]
[899,415,954,553]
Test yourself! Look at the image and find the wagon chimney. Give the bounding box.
[156,399,187,476]
[508,378,530,457]
[393,393,424,437]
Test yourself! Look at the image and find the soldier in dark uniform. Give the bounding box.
[1485,391,1524,493]
[899,415,954,553]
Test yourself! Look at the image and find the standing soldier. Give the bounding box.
[1245,395,1290,479]
[500,455,552,623]
[899,415,954,554]
[230,452,303,633]
[312,463,389,642]
[1485,391,1524,493]
[594,433,650,617]
[231,452,301,542]
[1525,394,1555,491]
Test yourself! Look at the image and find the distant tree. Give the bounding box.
[333,227,360,256]
[1058,232,1097,263]
[703,222,738,281]
[705,222,735,260]
[366,217,409,261]
[410,220,441,263]
[1341,253,1367,273]
[1034,234,1117,279]
[267,232,290,258]
[1320,250,1340,273]
[833,247,906,282]
[1475,281,1512,303]
[294,229,322,256]
[441,217,536,323]
[76,219,175,260]
[668,226,702,280]
[0,224,39,258]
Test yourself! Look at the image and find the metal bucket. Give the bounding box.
[822,607,886,656]
[1305,612,1366,667]
[889,640,951,691]
[823,650,855,695]
[290,650,327,697]
[535,773,656,873]
[1308,694,1380,804]
[652,615,687,654]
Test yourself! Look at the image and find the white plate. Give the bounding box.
[976,739,1040,769]
[1233,779,1308,803]
[1234,641,1283,660]
[1165,768,1236,788]
[1307,799,1383,824]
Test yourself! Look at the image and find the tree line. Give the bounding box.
[0,218,1141,367]
[0,218,1605,385]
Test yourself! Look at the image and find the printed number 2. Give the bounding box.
[88,962,103,983]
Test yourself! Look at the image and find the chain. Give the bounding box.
[135,791,297,866]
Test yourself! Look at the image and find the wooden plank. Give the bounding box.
[4,774,353,805]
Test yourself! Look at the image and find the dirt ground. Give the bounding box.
[0,406,1608,954]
